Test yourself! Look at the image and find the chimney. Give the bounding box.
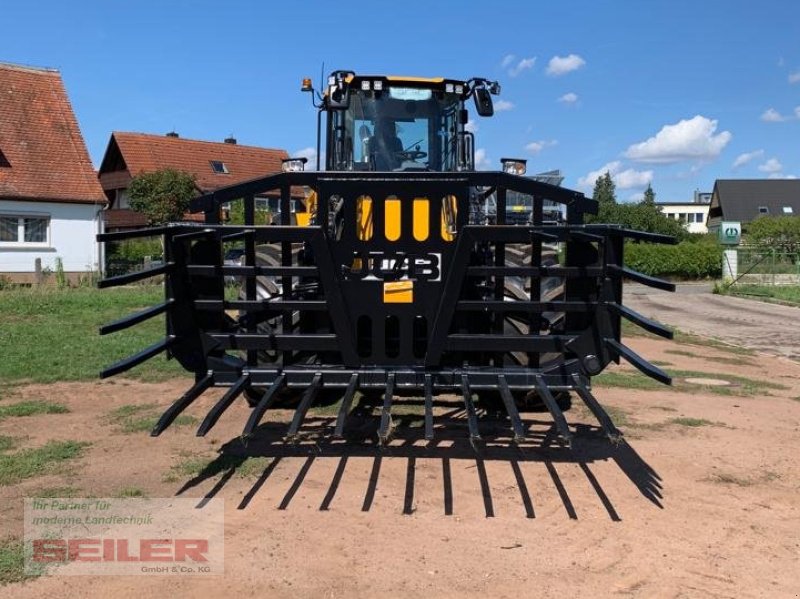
[166,131,179,138]
[224,136,237,145]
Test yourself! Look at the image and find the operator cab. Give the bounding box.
[304,72,500,173]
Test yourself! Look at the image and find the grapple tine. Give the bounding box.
[197,374,250,437]
[533,375,572,445]
[606,338,672,385]
[100,337,175,379]
[423,374,434,441]
[460,374,481,442]
[334,373,359,438]
[497,374,525,442]
[151,374,213,437]
[242,374,286,438]
[571,373,621,441]
[286,373,322,440]
[378,373,395,444]
[606,302,673,339]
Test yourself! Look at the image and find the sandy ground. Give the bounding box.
[2,335,800,598]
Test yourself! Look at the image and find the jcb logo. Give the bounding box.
[345,252,441,282]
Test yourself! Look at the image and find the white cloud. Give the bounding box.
[624,115,732,164]
[758,157,783,173]
[789,71,800,84]
[577,161,653,190]
[558,92,578,104]
[524,139,558,154]
[546,54,586,76]
[628,192,645,202]
[732,149,764,169]
[796,106,800,118]
[474,148,492,170]
[501,54,515,69]
[293,147,319,169]
[508,57,536,77]
[767,173,797,179]
[761,107,786,122]
[493,99,514,112]
[465,119,478,133]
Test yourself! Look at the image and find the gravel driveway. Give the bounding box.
[624,283,800,361]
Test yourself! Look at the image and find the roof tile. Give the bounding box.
[0,62,106,204]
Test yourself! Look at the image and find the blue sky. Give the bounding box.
[2,0,798,201]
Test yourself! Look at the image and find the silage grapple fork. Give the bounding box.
[97,171,676,447]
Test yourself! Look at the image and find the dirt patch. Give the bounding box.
[1,336,800,597]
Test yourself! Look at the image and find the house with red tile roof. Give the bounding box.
[98,132,303,230]
[0,62,107,283]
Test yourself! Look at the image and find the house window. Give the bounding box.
[0,215,50,245]
[678,213,687,223]
[0,148,10,168]
[758,206,769,215]
[210,160,229,174]
[783,206,794,214]
[696,213,704,223]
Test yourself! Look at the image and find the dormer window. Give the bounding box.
[210,160,228,174]
[758,206,769,215]
[783,206,794,214]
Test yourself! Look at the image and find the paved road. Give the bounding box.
[624,283,800,361]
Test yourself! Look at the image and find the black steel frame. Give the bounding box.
[97,170,676,445]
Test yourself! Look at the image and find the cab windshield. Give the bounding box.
[329,86,463,171]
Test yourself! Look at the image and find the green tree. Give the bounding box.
[586,186,688,240]
[592,171,617,205]
[127,169,197,225]
[642,184,655,206]
[747,216,800,254]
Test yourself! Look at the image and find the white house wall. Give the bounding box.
[0,199,103,273]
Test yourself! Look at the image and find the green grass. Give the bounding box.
[0,436,18,452]
[28,486,82,498]
[668,417,715,427]
[723,284,800,307]
[0,286,188,384]
[670,369,788,396]
[593,371,665,391]
[665,347,756,367]
[0,401,69,421]
[114,486,146,498]
[164,453,274,483]
[107,403,196,434]
[0,441,89,486]
[0,538,25,585]
[595,367,786,397]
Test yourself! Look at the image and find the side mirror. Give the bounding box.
[473,88,494,117]
[327,84,350,110]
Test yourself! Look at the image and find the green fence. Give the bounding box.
[735,247,800,285]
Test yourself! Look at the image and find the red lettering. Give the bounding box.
[140,539,173,562]
[32,539,66,562]
[175,539,209,562]
[68,539,101,562]
[115,539,139,562]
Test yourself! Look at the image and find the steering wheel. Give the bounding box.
[395,150,427,161]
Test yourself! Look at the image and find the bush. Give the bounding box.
[625,239,722,279]
[107,238,163,262]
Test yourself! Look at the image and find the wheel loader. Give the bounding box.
[96,70,676,445]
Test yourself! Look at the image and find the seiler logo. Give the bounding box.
[31,538,210,563]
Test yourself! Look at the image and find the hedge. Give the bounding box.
[624,240,722,279]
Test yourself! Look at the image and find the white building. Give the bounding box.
[657,201,710,234]
[0,62,106,284]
